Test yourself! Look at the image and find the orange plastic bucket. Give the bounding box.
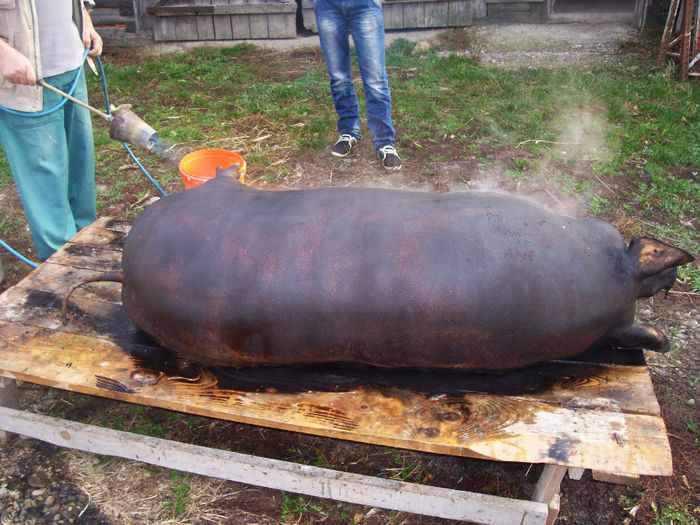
[179,149,247,189]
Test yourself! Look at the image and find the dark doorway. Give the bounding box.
[548,0,636,22]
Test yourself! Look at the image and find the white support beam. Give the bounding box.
[532,464,568,525]
[0,406,549,525]
[567,467,585,480]
[0,377,18,444]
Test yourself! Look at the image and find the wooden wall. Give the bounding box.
[302,0,479,32]
[95,0,548,41]
[146,0,298,41]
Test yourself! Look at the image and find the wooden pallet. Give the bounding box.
[0,217,672,524]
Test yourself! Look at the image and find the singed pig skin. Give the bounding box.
[118,175,694,370]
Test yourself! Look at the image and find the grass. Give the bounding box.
[280,492,357,523]
[0,38,696,268]
[650,502,699,525]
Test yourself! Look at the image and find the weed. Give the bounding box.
[93,455,114,467]
[588,195,612,215]
[383,451,430,482]
[312,449,330,469]
[166,471,191,516]
[506,168,528,180]
[650,502,698,525]
[677,266,700,294]
[280,492,328,520]
[100,414,124,431]
[481,474,516,498]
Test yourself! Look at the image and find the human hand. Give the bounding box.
[82,8,103,57]
[0,41,36,85]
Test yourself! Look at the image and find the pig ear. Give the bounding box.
[628,237,694,278]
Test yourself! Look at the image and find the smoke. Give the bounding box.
[468,99,612,218]
[148,137,191,167]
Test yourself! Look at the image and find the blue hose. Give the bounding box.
[95,56,167,198]
[0,52,166,269]
[0,238,38,268]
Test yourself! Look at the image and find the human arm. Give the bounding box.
[0,40,36,85]
[81,2,103,57]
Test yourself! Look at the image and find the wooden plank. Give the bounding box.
[532,465,567,503]
[0,406,549,525]
[567,467,585,480]
[152,18,167,40]
[9,264,122,304]
[195,0,217,39]
[302,3,316,32]
[249,13,269,38]
[473,0,487,19]
[487,0,530,8]
[267,12,296,37]
[299,0,475,32]
[532,465,566,525]
[154,17,183,40]
[656,0,680,68]
[0,319,673,475]
[149,3,297,15]
[0,378,18,443]
[175,14,199,39]
[544,494,560,525]
[39,243,122,274]
[213,13,234,38]
[231,13,252,38]
[679,0,694,80]
[70,217,129,247]
[0,288,132,340]
[425,1,449,26]
[403,3,426,27]
[449,0,473,24]
[383,3,405,29]
[592,471,640,484]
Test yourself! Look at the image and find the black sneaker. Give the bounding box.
[331,134,358,157]
[377,145,402,170]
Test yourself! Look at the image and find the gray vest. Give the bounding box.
[0,0,83,112]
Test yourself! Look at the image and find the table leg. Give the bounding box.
[0,377,19,443]
[532,464,567,525]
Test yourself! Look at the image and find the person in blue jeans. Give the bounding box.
[315,0,402,170]
[0,0,102,261]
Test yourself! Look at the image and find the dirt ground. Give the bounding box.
[0,21,698,525]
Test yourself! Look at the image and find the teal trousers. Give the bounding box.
[0,67,96,261]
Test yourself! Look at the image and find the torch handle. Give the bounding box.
[37,79,112,122]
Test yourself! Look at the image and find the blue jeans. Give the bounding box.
[0,68,96,261]
[314,0,395,151]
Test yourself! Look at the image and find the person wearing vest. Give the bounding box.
[0,0,102,261]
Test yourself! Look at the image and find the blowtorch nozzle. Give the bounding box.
[108,104,158,150]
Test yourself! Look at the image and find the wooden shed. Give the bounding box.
[92,0,645,42]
